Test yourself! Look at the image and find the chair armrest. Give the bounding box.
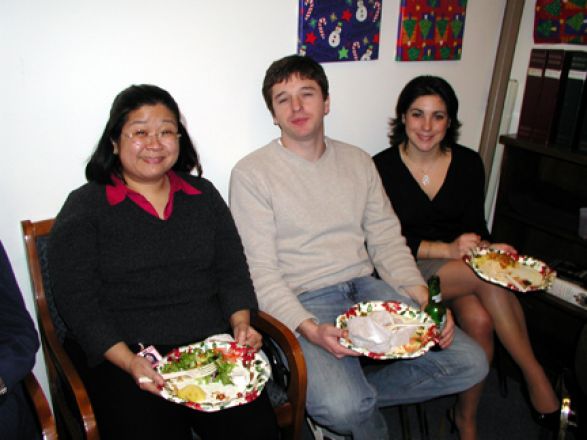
[24,372,58,440]
[251,310,307,438]
[41,320,99,440]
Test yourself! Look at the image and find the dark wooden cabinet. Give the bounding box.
[493,135,587,271]
[493,134,587,433]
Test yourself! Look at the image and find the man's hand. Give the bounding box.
[298,319,359,359]
[437,308,455,349]
[405,285,429,308]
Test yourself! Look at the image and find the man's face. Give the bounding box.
[270,74,330,143]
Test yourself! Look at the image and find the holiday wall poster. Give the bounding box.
[534,0,587,45]
[297,0,383,63]
[396,0,467,62]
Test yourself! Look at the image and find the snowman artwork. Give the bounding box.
[360,45,374,61]
[356,0,368,22]
[328,22,343,48]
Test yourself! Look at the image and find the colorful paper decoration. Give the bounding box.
[297,0,382,63]
[534,0,587,45]
[395,0,467,62]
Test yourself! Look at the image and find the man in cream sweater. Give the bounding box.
[229,55,487,439]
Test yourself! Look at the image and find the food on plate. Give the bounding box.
[160,346,236,385]
[156,340,271,412]
[474,252,542,288]
[346,310,428,353]
[464,248,556,292]
[176,384,206,403]
[336,301,437,359]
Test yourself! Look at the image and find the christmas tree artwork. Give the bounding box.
[534,0,587,44]
[396,0,467,62]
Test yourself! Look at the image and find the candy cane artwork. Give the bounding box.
[373,1,381,23]
[352,41,361,61]
[304,0,314,21]
[318,17,327,39]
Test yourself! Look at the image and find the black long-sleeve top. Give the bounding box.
[373,144,490,258]
[0,241,39,390]
[48,173,257,365]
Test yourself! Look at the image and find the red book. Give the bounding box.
[517,49,548,139]
[531,49,569,144]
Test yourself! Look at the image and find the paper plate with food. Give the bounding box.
[335,301,438,360]
[156,340,270,412]
[464,247,556,292]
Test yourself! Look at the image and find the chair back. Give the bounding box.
[21,218,99,440]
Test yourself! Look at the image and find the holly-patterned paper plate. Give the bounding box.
[335,301,438,360]
[157,340,270,412]
[464,247,556,293]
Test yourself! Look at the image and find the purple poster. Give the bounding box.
[298,0,383,63]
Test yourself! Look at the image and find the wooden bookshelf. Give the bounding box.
[493,134,586,433]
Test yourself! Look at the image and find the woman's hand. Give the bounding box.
[233,322,263,351]
[230,309,263,351]
[489,242,517,254]
[104,342,164,395]
[128,355,165,395]
[448,233,482,258]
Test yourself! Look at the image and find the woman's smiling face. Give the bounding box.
[115,103,180,186]
[404,94,450,153]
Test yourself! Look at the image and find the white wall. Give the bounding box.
[1,0,506,395]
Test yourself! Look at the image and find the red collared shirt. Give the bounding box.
[106,171,201,220]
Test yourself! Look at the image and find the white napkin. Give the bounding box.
[346,311,421,353]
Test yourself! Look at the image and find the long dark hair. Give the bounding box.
[389,75,461,151]
[262,55,329,116]
[85,84,202,184]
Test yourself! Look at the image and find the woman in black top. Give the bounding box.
[374,76,558,440]
[49,84,278,439]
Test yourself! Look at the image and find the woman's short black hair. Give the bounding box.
[389,75,461,151]
[85,84,202,184]
[262,55,329,116]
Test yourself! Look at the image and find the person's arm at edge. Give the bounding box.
[0,242,39,390]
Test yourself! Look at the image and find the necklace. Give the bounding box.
[401,147,441,186]
[421,172,432,186]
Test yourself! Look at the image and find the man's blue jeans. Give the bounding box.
[298,276,489,440]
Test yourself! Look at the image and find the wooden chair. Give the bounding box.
[22,218,99,440]
[21,218,308,440]
[23,372,58,440]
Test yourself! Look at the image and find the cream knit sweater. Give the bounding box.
[230,138,424,332]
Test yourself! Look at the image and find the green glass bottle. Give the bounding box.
[425,275,447,332]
